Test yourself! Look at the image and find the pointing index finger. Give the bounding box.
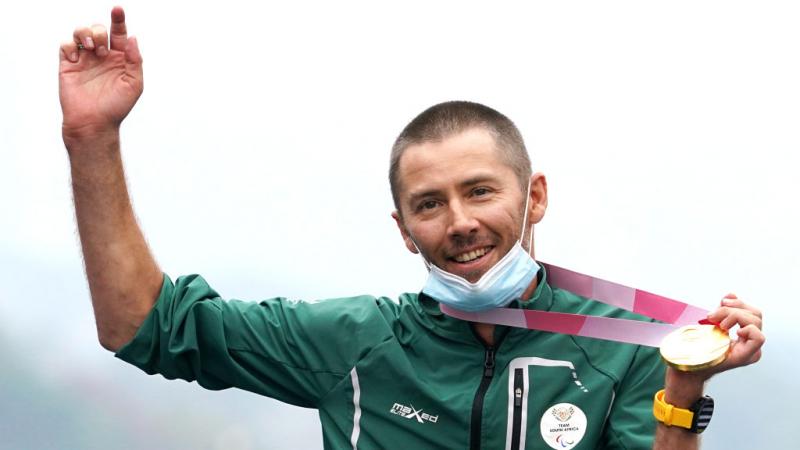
[109,6,128,51]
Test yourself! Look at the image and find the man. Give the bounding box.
[59,7,764,449]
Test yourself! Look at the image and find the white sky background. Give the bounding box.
[1,1,798,449]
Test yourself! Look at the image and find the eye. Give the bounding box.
[472,186,491,197]
[417,199,440,212]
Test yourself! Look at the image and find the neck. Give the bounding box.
[520,269,539,302]
[472,274,539,346]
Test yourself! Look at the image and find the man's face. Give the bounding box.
[392,127,545,283]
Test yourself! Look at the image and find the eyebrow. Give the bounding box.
[406,173,501,207]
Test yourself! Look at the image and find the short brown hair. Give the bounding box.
[389,101,532,211]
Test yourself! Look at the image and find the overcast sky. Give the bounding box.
[1,1,798,449]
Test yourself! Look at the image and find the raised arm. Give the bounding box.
[653,294,765,449]
[59,6,162,351]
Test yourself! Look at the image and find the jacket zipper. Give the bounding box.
[469,346,496,450]
[468,325,510,450]
[510,368,524,450]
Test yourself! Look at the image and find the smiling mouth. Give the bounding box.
[451,246,493,263]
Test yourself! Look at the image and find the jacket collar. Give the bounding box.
[408,264,555,345]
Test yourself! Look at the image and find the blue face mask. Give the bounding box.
[422,241,539,312]
[418,181,539,312]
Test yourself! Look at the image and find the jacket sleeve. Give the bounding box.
[115,274,391,408]
[600,344,665,449]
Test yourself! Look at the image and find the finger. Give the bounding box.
[707,306,732,325]
[711,324,765,374]
[91,24,109,57]
[720,298,762,317]
[720,295,762,318]
[109,6,128,51]
[707,306,762,330]
[733,324,765,364]
[60,40,79,63]
[720,294,741,307]
[125,36,143,66]
[73,26,95,50]
[737,323,765,343]
[124,36,144,90]
[716,308,762,331]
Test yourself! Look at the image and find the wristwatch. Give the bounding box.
[652,389,715,434]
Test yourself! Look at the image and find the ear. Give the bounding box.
[391,210,419,254]
[527,172,548,225]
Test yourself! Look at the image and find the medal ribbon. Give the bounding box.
[439,262,711,347]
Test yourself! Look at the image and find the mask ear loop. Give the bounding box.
[519,179,534,256]
[527,222,534,257]
[410,238,432,271]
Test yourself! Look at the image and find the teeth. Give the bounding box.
[454,247,489,263]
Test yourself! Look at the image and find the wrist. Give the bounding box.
[62,122,120,150]
[63,124,122,165]
[663,367,706,408]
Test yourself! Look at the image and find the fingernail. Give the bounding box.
[722,298,734,305]
[97,45,108,57]
[85,37,95,49]
[70,52,78,62]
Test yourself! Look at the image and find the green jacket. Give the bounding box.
[117,268,664,449]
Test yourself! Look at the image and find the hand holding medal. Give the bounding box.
[663,293,764,376]
[654,293,765,441]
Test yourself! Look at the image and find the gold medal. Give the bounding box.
[659,324,731,372]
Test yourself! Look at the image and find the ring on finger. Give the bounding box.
[77,42,85,50]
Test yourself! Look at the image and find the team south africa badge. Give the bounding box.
[539,403,586,450]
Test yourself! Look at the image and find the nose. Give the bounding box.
[447,200,480,238]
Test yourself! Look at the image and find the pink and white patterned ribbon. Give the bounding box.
[439,262,711,347]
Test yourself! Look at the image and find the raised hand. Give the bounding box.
[704,293,765,373]
[655,294,764,448]
[663,293,765,402]
[59,6,143,142]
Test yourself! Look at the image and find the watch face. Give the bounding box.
[692,396,715,433]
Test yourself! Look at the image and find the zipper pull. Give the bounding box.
[514,387,522,407]
[484,347,496,377]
